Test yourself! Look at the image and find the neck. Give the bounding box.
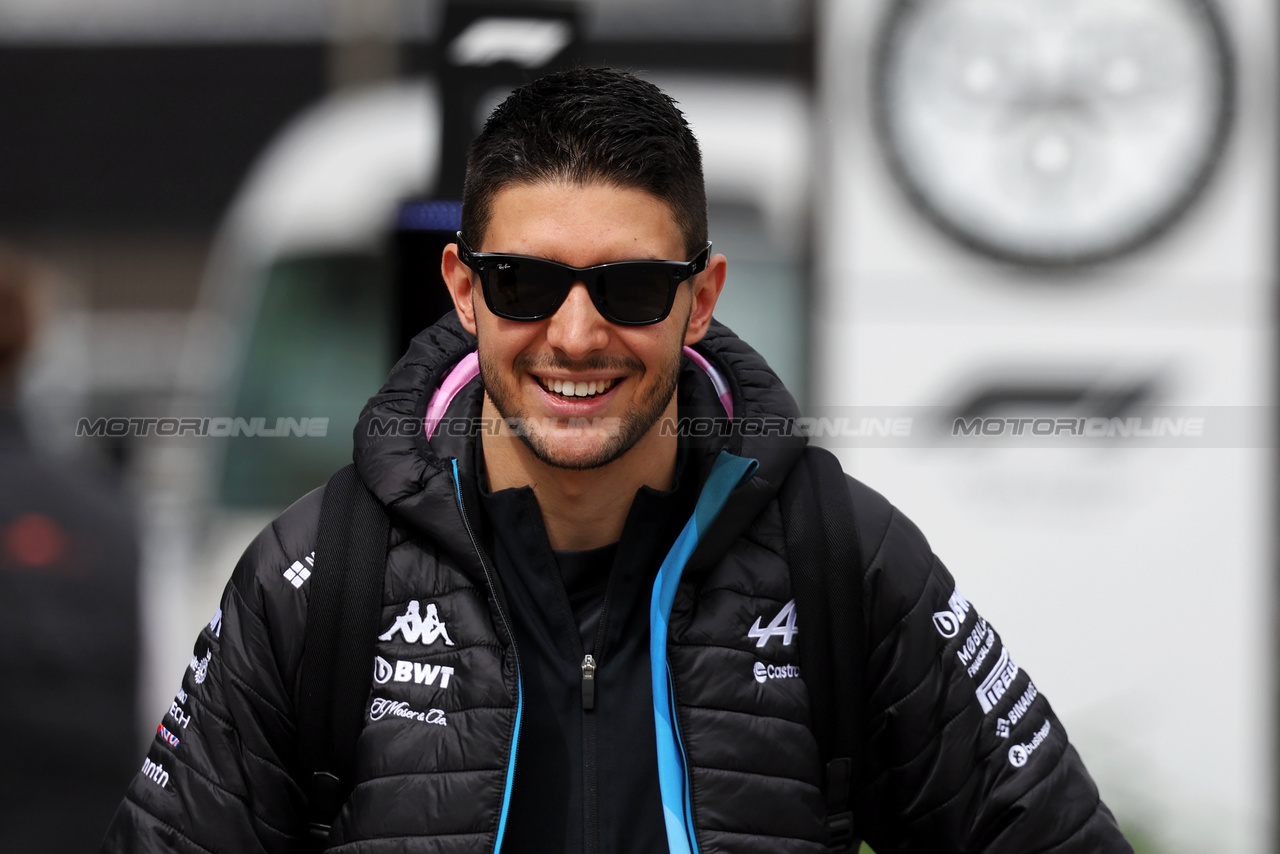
[480,395,678,550]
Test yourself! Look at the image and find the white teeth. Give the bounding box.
[541,377,615,397]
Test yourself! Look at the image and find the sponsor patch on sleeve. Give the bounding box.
[932,588,971,638]
[995,680,1039,738]
[1007,719,1051,768]
[141,757,170,789]
[157,724,180,749]
[975,648,1019,713]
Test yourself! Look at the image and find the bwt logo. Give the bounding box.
[373,656,456,689]
[932,588,972,639]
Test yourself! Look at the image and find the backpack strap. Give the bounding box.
[297,464,390,850]
[781,447,866,851]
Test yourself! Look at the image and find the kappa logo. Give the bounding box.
[748,599,798,648]
[157,724,180,749]
[932,588,972,639]
[1008,719,1051,768]
[189,649,211,685]
[380,600,455,647]
[373,655,456,689]
[283,552,314,589]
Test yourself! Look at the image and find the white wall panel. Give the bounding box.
[817,0,1275,850]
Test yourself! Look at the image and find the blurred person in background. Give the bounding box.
[101,69,1129,853]
[0,243,142,853]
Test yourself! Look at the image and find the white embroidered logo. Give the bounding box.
[373,655,456,688]
[283,552,314,589]
[189,650,211,685]
[976,648,1019,714]
[932,588,971,639]
[380,601,455,647]
[753,661,801,683]
[1008,720,1051,768]
[369,698,448,726]
[748,599,798,648]
[142,757,170,788]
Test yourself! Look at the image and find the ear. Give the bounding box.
[441,243,478,335]
[682,252,726,346]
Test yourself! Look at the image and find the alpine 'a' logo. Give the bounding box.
[380,600,455,647]
[748,599,798,648]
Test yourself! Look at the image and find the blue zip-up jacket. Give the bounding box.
[100,313,1132,853]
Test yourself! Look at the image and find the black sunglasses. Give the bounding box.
[456,232,712,326]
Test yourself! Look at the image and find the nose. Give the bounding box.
[545,281,610,358]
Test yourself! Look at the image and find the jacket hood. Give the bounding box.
[352,312,806,573]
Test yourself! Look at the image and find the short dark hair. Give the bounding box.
[461,67,707,257]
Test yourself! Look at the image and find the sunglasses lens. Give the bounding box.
[486,260,567,320]
[594,267,672,324]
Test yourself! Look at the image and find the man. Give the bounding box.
[101,68,1131,853]
[0,245,141,854]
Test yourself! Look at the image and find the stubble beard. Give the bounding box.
[477,340,685,472]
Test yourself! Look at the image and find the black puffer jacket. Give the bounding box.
[101,315,1131,853]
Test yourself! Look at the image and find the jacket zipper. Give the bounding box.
[581,654,597,709]
[450,461,523,854]
[552,543,620,854]
[581,541,627,854]
[582,652,599,854]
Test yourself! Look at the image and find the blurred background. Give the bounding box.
[0,0,1271,851]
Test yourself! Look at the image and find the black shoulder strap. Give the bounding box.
[297,464,390,850]
[781,446,866,851]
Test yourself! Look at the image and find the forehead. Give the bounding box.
[482,181,685,266]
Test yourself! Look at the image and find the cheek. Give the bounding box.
[475,315,542,367]
[630,328,686,377]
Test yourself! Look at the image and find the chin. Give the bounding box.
[524,428,634,472]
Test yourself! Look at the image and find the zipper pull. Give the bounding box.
[581,654,597,710]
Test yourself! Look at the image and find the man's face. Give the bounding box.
[444,181,723,471]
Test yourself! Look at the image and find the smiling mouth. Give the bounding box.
[536,377,619,399]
